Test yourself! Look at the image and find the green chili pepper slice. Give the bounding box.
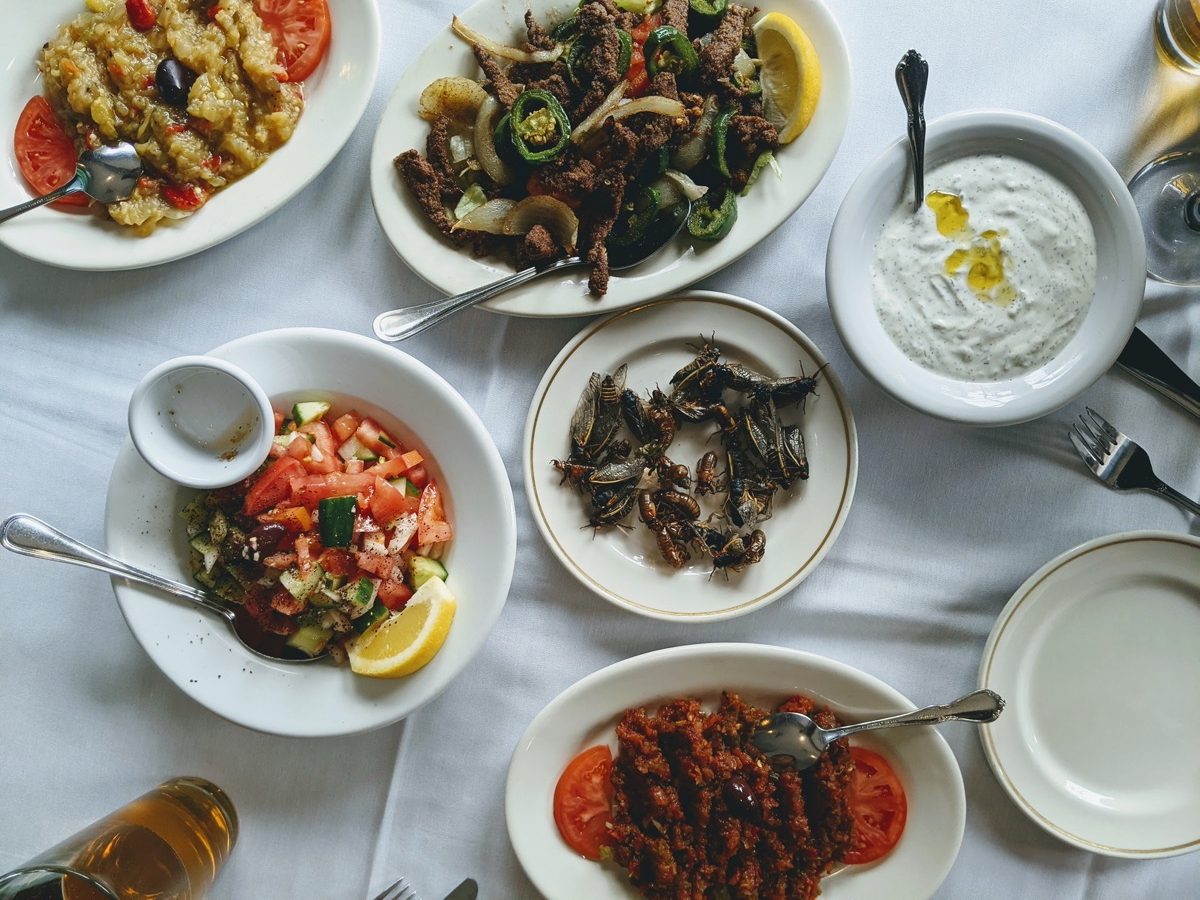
[687,187,738,241]
[608,184,662,248]
[510,89,572,165]
[616,29,633,76]
[711,106,737,179]
[550,16,578,43]
[644,25,699,79]
[568,29,633,87]
[638,147,670,183]
[689,0,728,17]
[741,150,774,195]
[493,112,520,165]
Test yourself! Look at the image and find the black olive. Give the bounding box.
[249,522,287,552]
[155,58,196,109]
[722,776,759,820]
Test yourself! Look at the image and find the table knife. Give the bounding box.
[443,878,478,900]
[1116,327,1200,420]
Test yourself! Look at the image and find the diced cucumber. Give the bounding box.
[405,480,421,498]
[180,497,207,537]
[273,432,310,453]
[410,555,448,589]
[388,477,408,494]
[193,567,217,589]
[310,587,341,609]
[323,571,347,591]
[342,577,380,616]
[337,435,378,462]
[318,495,357,548]
[189,536,220,574]
[286,624,334,657]
[378,431,397,449]
[351,600,389,633]
[279,565,324,601]
[208,508,229,545]
[292,401,332,425]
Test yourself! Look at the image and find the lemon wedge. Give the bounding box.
[753,12,822,144]
[347,576,456,678]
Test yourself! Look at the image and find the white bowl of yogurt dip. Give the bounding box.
[827,109,1145,426]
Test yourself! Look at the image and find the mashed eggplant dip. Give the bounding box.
[870,154,1096,381]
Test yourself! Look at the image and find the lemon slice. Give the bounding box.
[753,12,822,144]
[347,577,456,678]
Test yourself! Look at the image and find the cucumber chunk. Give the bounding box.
[337,435,378,462]
[279,565,324,600]
[342,577,380,617]
[410,555,448,589]
[318,495,357,548]
[189,536,220,574]
[286,624,333,657]
[351,599,388,633]
[180,497,207,537]
[292,401,331,425]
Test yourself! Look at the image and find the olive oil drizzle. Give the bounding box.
[925,190,1017,305]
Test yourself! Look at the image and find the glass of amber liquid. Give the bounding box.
[0,778,237,900]
[1156,0,1200,71]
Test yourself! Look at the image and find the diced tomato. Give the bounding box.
[406,464,429,489]
[161,182,208,211]
[378,577,412,611]
[268,441,286,459]
[125,0,157,32]
[331,412,361,443]
[526,171,582,209]
[626,50,649,97]
[255,0,333,82]
[630,12,660,44]
[844,747,908,865]
[244,457,305,515]
[294,534,318,576]
[273,410,285,431]
[344,458,364,474]
[164,122,188,136]
[289,471,376,508]
[261,551,297,570]
[417,482,453,545]
[298,421,337,473]
[301,451,337,475]
[13,96,89,208]
[366,454,415,479]
[355,551,395,579]
[286,435,310,460]
[369,477,412,527]
[107,61,125,81]
[257,505,312,532]
[203,154,222,172]
[553,745,615,860]
[355,418,400,459]
[315,549,353,577]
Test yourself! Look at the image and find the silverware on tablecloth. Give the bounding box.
[749,688,1004,772]
[0,142,142,224]
[1069,407,1200,516]
[895,49,929,213]
[372,201,691,343]
[1117,327,1200,420]
[0,514,328,663]
[372,875,477,900]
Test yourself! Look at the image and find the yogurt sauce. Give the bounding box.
[870,154,1097,381]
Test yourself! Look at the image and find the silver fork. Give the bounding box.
[373,875,421,900]
[1068,407,1200,516]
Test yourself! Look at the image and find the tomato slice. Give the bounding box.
[416,482,453,545]
[843,747,908,865]
[13,96,88,208]
[553,745,615,861]
[377,576,412,611]
[244,456,305,515]
[255,0,332,82]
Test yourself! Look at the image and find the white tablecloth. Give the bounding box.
[3,1,1199,897]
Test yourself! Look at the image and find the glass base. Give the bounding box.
[1128,149,1200,285]
[1155,0,1200,73]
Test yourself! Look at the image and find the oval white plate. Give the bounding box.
[104,328,516,737]
[524,291,857,621]
[0,0,380,271]
[979,531,1200,857]
[506,643,966,900]
[370,0,851,318]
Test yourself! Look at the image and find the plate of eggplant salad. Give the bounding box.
[524,291,858,620]
[370,0,850,317]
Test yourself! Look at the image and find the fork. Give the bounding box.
[1068,407,1200,516]
[373,875,422,900]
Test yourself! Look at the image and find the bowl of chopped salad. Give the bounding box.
[104,327,516,737]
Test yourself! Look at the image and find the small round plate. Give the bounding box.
[523,291,857,621]
[979,531,1200,857]
[0,0,380,271]
[506,642,966,900]
[104,328,516,737]
[369,0,851,318]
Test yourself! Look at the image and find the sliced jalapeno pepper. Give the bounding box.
[510,89,572,165]
[644,25,699,80]
[711,106,737,179]
[493,111,521,166]
[638,147,670,183]
[741,150,774,195]
[686,187,738,241]
[689,0,728,18]
[550,16,578,43]
[609,184,662,248]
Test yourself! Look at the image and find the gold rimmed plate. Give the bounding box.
[522,291,858,621]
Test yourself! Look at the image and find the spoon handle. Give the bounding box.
[373,255,585,342]
[895,49,928,213]
[823,688,1004,744]
[0,173,85,225]
[0,514,234,622]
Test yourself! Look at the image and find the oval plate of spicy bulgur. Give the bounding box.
[370,0,851,318]
[506,643,966,900]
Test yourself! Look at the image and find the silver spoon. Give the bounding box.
[0,514,327,663]
[0,141,143,225]
[373,200,691,342]
[895,49,929,214]
[749,688,1004,771]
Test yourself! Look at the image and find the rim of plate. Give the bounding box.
[522,291,859,621]
[506,642,966,900]
[0,0,381,271]
[368,0,851,318]
[977,530,1200,857]
[103,327,516,737]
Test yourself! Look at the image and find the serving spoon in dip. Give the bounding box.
[0,514,327,664]
[895,50,929,214]
[0,141,143,225]
[373,200,691,342]
[749,688,1003,772]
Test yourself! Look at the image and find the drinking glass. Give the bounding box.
[1156,0,1200,71]
[0,778,237,900]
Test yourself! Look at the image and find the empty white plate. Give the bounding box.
[979,531,1200,857]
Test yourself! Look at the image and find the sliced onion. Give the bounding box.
[474,95,514,186]
[451,198,517,233]
[732,48,757,82]
[670,94,718,172]
[502,196,579,252]
[418,76,488,125]
[571,80,627,144]
[662,169,709,201]
[452,16,563,63]
[448,133,474,163]
[607,96,686,124]
[648,176,684,210]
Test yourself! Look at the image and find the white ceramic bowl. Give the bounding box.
[0,0,380,271]
[105,328,516,737]
[826,110,1146,426]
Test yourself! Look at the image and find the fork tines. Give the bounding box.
[375,876,420,900]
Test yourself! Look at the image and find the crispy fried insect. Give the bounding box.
[599,364,627,407]
[669,337,721,397]
[744,529,766,565]
[569,371,602,460]
[619,388,654,444]
[654,526,688,568]
[695,451,719,496]
[637,490,657,526]
[722,361,769,392]
[782,425,809,481]
[588,483,636,529]
[642,389,677,455]
[655,488,701,520]
[588,454,646,486]
[754,365,822,408]
[551,458,594,489]
[604,438,633,463]
[655,456,690,488]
